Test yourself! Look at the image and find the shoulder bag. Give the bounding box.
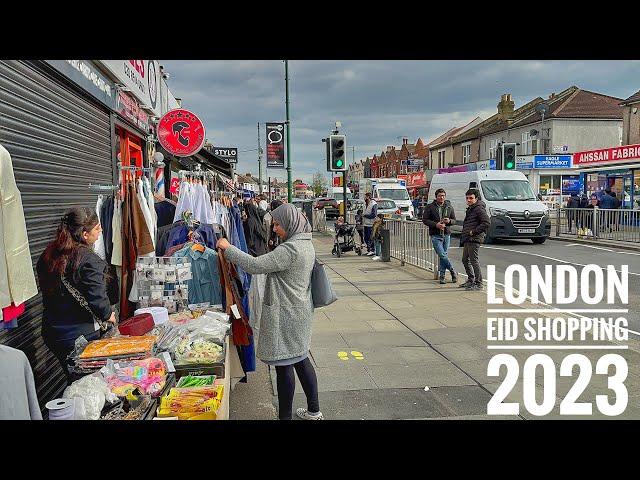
[60,275,112,333]
[311,258,338,308]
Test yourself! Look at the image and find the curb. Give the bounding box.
[548,235,640,252]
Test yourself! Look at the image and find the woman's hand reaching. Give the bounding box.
[216,238,231,250]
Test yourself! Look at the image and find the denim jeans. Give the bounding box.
[374,239,381,256]
[431,234,454,277]
[364,226,373,252]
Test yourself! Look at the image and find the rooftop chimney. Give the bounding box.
[497,93,515,121]
[403,137,408,145]
[549,93,556,99]
[386,145,394,152]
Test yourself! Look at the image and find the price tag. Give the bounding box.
[230,304,241,319]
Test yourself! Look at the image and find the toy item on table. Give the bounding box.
[176,375,216,388]
[105,358,167,397]
[79,336,157,359]
[157,384,224,420]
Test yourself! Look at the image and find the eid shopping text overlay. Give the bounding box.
[485,265,629,417]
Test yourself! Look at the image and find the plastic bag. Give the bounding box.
[63,372,118,420]
[183,315,230,342]
[174,333,224,365]
[103,357,168,397]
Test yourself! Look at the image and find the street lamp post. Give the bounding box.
[284,60,292,203]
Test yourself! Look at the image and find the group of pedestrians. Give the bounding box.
[421,188,490,291]
[355,193,385,260]
[566,188,622,235]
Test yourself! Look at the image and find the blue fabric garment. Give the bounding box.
[0,318,18,330]
[432,234,454,276]
[172,245,223,306]
[164,223,219,255]
[229,203,250,291]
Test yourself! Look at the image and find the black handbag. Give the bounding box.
[310,259,338,308]
[60,275,113,332]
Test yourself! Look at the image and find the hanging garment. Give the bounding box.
[172,245,223,306]
[173,181,194,223]
[243,203,268,257]
[0,144,38,321]
[93,195,107,261]
[137,179,156,249]
[2,302,25,323]
[0,345,42,420]
[143,177,157,247]
[154,199,176,229]
[111,196,123,267]
[160,221,220,256]
[228,202,250,292]
[218,251,252,346]
[99,194,115,264]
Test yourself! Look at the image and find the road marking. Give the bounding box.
[565,243,614,252]
[481,245,640,277]
[351,351,364,360]
[337,352,349,361]
[615,251,640,256]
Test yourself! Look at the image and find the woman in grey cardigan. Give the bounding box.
[216,203,323,420]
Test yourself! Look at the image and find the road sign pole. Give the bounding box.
[285,60,292,203]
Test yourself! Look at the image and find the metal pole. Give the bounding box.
[285,60,292,203]
[257,122,262,197]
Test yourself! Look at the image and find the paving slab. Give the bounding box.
[310,332,350,349]
[341,331,426,349]
[436,342,496,363]
[416,326,487,345]
[328,309,396,322]
[401,317,447,331]
[366,362,476,389]
[312,365,379,392]
[427,385,495,417]
[366,320,413,333]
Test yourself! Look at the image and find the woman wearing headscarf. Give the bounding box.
[263,199,283,251]
[217,203,322,420]
[243,202,268,256]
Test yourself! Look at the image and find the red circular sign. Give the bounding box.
[157,108,206,157]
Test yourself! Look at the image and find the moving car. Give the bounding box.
[375,198,403,219]
[429,170,550,244]
[313,197,340,219]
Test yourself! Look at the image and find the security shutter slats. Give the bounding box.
[0,60,114,411]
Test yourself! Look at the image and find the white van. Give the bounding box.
[429,170,550,244]
[359,178,414,218]
[329,186,352,206]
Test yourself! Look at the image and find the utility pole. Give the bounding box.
[257,122,263,196]
[285,60,292,203]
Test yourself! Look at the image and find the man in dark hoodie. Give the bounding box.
[457,188,491,291]
[422,188,457,284]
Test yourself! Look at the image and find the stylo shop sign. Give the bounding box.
[213,147,238,164]
[266,122,285,168]
[485,264,630,417]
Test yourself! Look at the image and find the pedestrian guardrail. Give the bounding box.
[557,207,640,243]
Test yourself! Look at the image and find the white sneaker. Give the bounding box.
[366,251,375,256]
[296,408,324,420]
[372,256,381,261]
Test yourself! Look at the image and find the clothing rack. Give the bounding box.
[88,184,119,192]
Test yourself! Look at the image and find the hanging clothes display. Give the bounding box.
[0,144,38,322]
[154,198,177,229]
[93,195,107,261]
[111,195,123,267]
[171,244,223,306]
[0,345,43,420]
[243,203,268,257]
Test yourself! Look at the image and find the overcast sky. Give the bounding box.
[161,60,640,184]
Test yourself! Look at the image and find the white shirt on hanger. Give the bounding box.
[111,196,123,266]
[93,195,106,261]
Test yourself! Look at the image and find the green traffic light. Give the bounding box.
[336,159,343,167]
[506,161,514,168]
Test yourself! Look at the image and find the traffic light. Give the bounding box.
[502,142,517,170]
[328,134,346,171]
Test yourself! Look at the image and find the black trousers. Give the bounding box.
[275,357,320,420]
[462,242,482,284]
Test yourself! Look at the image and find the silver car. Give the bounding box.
[374,198,403,218]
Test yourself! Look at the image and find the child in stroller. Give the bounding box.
[332,218,362,257]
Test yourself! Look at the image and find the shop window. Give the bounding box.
[521,131,538,155]
[539,175,561,195]
[489,139,498,159]
[462,144,471,163]
[438,150,446,168]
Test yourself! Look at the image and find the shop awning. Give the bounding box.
[156,144,233,178]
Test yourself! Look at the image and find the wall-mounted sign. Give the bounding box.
[553,145,569,153]
[99,60,161,116]
[117,90,150,133]
[213,147,238,164]
[534,155,572,169]
[266,122,285,168]
[573,144,640,167]
[157,109,206,157]
[45,60,117,109]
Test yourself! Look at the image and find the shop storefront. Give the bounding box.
[573,144,640,209]
[0,60,118,407]
[516,155,576,208]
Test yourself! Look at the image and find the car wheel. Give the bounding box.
[532,237,546,244]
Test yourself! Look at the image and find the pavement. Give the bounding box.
[230,231,640,420]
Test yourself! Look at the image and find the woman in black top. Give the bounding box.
[36,207,117,380]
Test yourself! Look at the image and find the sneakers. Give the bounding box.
[450,271,458,283]
[439,276,446,284]
[372,256,381,261]
[459,280,473,288]
[296,408,324,420]
[466,282,483,291]
[366,251,375,256]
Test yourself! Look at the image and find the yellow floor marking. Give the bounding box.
[351,351,364,360]
[337,351,349,361]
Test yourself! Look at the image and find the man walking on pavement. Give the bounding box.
[457,188,491,291]
[422,188,457,284]
[362,192,378,256]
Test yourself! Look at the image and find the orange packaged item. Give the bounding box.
[79,335,157,359]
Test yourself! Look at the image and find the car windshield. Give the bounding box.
[377,200,396,209]
[481,180,536,201]
[377,188,409,200]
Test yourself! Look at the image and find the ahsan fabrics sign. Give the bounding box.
[573,144,640,167]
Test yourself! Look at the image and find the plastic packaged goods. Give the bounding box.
[78,336,157,359]
[134,307,169,326]
[174,335,224,365]
[176,375,216,388]
[151,324,187,353]
[63,373,118,420]
[203,310,230,324]
[157,384,224,420]
[103,357,168,397]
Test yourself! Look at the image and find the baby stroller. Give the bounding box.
[332,222,362,258]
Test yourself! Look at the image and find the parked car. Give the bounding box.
[374,198,403,218]
[314,197,340,219]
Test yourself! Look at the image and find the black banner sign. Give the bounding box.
[213,147,238,164]
[266,122,285,168]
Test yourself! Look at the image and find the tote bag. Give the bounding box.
[311,258,338,308]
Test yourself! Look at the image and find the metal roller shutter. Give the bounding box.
[0,60,114,410]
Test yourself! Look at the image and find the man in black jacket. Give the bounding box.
[422,188,457,284]
[458,188,491,291]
